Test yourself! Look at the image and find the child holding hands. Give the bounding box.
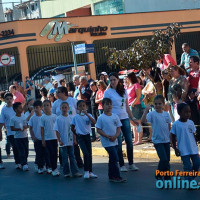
[96,98,126,183]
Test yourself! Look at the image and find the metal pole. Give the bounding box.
[71,42,78,75]
[4,66,8,90]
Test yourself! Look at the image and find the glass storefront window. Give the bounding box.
[94,0,124,15]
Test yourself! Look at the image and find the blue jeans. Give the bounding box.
[117,118,133,167]
[105,145,120,179]
[154,143,170,179]
[77,134,92,172]
[15,138,29,166]
[181,154,200,181]
[60,146,79,175]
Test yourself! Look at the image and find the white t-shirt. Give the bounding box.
[40,114,57,140]
[71,113,94,135]
[104,88,129,120]
[44,82,53,91]
[171,120,198,156]
[28,115,42,140]
[0,106,15,136]
[54,115,73,146]
[146,111,171,144]
[52,97,77,117]
[10,115,28,138]
[96,113,122,147]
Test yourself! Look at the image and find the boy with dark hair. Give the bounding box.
[29,100,45,174]
[10,102,29,171]
[96,98,126,182]
[0,93,20,169]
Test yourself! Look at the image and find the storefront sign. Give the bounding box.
[74,44,95,54]
[69,26,108,36]
[40,20,108,41]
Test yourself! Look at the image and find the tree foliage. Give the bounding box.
[103,23,181,70]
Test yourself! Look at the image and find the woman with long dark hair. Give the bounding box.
[127,72,143,145]
[104,72,139,172]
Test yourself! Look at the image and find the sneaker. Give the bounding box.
[0,163,5,169]
[64,174,71,178]
[34,164,38,172]
[7,154,11,159]
[129,164,139,171]
[89,172,98,178]
[15,164,22,169]
[23,164,29,171]
[52,169,60,176]
[42,166,47,172]
[73,172,83,177]
[83,171,90,179]
[120,166,128,172]
[46,168,52,174]
[109,177,127,183]
[38,168,44,174]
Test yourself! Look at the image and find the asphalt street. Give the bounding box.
[0,141,200,200]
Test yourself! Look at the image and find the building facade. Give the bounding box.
[40,0,200,18]
[4,0,41,22]
[0,0,5,22]
[0,9,200,89]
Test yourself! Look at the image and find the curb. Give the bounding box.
[92,147,182,162]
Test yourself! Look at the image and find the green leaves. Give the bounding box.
[103,23,181,70]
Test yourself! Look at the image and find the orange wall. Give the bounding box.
[0,9,200,84]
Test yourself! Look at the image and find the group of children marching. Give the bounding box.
[0,92,199,183]
[0,92,125,182]
[141,95,200,182]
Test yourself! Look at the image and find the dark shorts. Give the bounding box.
[130,104,143,120]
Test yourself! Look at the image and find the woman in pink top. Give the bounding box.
[127,72,143,145]
[95,80,107,115]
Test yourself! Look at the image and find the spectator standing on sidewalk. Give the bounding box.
[180,43,199,72]
[9,85,26,107]
[73,75,80,99]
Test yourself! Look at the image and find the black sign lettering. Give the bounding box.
[0,29,15,37]
[69,26,108,36]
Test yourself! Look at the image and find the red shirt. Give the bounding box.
[96,89,105,110]
[188,70,200,89]
[126,83,141,105]
[161,54,177,70]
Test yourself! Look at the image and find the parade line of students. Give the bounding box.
[0,91,199,184]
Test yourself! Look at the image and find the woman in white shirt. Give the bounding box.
[104,72,139,172]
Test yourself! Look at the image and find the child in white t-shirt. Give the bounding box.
[141,95,171,180]
[10,102,29,171]
[71,100,97,179]
[29,100,45,174]
[96,98,126,183]
[24,99,34,122]
[41,100,59,176]
[0,92,20,169]
[171,103,200,181]
[54,102,82,178]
